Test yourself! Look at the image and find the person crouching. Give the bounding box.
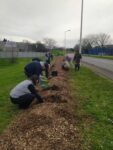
[24,60,49,79]
[10,75,43,109]
[62,59,70,71]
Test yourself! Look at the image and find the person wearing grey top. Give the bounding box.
[10,75,43,109]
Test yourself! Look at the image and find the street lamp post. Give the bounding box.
[79,0,84,54]
[64,30,71,56]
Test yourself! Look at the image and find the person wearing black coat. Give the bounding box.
[24,61,49,78]
[73,50,82,71]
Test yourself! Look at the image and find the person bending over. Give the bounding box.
[24,60,49,78]
[10,75,43,109]
[62,59,70,71]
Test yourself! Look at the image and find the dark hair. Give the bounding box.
[30,75,39,85]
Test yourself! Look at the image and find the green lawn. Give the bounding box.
[0,58,32,133]
[1,57,113,150]
[69,67,113,150]
[83,54,113,60]
[52,49,65,56]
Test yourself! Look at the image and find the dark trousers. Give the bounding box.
[75,63,80,71]
[10,94,35,109]
[45,63,49,78]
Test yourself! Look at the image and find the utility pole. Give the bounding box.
[79,0,84,54]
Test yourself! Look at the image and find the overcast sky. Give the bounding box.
[0,0,113,47]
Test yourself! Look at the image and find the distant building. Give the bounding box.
[0,40,47,52]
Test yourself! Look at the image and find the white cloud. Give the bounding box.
[0,0,113,47]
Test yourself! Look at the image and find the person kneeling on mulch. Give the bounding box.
[62,59,70,71]
[10,75,43,109]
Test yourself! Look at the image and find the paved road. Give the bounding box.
[82,57,113,72]
[67,54,113,80]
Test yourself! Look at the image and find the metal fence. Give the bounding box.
[0,51,46,58]
[82,47,113,55]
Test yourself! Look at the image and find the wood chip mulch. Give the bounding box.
[0,57,82,150]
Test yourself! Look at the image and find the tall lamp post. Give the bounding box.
[64,30,71,56]
[79,0,84,54]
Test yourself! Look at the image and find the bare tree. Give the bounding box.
[75,34,95,52]
[79,33,112,52]
[95,33,112,47]
[43,38,56,50]
[74,44,79,51]
[3,40,18,63]
[23,40,31,51]
[35,41,47,52]
[0,41,3,51]
[82,37,92,50]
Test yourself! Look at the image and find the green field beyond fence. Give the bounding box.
[52,50,65,56]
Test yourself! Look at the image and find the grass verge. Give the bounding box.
[69,66,113,150]
[83,54,113,60]
[0,58,32,133]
